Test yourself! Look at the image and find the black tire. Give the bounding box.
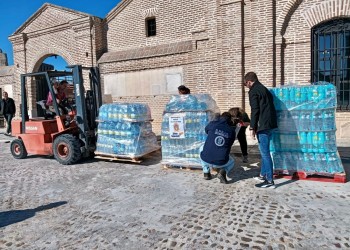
[10,139,28,159]
[53,134,81,165]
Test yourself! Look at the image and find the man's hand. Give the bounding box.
[250,129,256,140]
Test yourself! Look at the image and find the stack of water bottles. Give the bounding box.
[96,103,159,157]
[161,94,220,167]
[269,83,344,175]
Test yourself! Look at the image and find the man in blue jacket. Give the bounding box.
[200,112,236,184]
[244,72,277,189]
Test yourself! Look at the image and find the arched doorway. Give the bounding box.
[31,55,69,117]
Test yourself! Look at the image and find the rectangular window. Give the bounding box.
[146,18,156,37]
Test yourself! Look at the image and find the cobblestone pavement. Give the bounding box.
[0,132,350,249]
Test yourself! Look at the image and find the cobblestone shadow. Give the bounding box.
[0,201,67,228]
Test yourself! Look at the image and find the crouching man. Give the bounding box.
[200,112,236,184]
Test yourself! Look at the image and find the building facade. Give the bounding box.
[0,0,349,143]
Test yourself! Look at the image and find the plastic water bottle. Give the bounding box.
[312,132,319,153]
[324,84,336,108]
[279,111,287,131]
[294,87,301,108]
[326,153,335,173]
[318,131,325,153]
[124,123,131,139]
[99,105,107,121]
[119,122,126,137]
[317,85,326,108]
[134,104,141,120]
[299,132,307,153]
[307,86,313,105]
[282,87,290,109]
[306,132,312,153]
[129,104,136,120]
[306,153,316,171]
[99,122,106,135]
[312,87,319,103]
[107,105,113,120]
[132,123,141,137]
[107,122,114,138]
[111,105,117,121]
[291,111,299,130]
[119,105,126,120]
[283,152,293,170]
[314,153,322,171]
[314,111,323,131]
[300,87,307,110]
[298,111,306,131]
[289,87,296,108]
[328,110,335,130]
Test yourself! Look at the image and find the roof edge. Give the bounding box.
[12,3,97,35]
[105,0,133,23]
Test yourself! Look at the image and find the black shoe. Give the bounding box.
[242,156,249,163]
[255,180,275,189]
[204,172,212,180]
[217,169,228,184]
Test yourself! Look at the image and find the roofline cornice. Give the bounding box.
[105,0,133,23]
[12,3,96,35]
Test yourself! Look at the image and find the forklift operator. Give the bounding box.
[46,80,68,114]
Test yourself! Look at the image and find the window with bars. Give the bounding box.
[311,18,350,111]
[146,17,156,37]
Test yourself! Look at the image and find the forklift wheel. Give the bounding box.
[53,134,81,165]
[11,139,28,159]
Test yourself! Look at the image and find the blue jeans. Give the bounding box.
[257,129,275,182]
[199,146,235,174]
[4,113,13,134]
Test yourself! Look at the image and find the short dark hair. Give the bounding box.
[178,85,190,94]
[221,112,232,121]
[60,80,68,85]
[244,72,258,82]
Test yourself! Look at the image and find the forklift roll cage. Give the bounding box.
[19,65,102,153]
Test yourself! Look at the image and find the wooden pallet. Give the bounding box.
[274,170,347,183]
[95,154,143,163]
[95,147,160,164]
[163,163,202,171]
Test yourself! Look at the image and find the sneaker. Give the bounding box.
[217,169,228,184]
[242,156,249,163]
[253,175,265,182]
[255,180,275,189]
[204,172,212,180]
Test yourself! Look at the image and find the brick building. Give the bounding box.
[0,0,349,142]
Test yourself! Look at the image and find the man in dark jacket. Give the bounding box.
[0,91,16,135]
[244,72,277,189]
[200,112,236,184]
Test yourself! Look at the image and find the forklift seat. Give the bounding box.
[36,100,56,119]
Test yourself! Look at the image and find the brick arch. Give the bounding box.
[29,48,75,73]
[301,0,350,28]
[276,0,303,36]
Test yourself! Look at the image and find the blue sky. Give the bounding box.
[0,0,121,70]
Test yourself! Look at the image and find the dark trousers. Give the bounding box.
[237,126,248,156]
[4,113,13,134]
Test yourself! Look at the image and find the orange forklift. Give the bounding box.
[10,65,102,165]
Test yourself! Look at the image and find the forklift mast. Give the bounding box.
[68,65,102,152]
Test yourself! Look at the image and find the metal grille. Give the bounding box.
[312,19,350,111]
